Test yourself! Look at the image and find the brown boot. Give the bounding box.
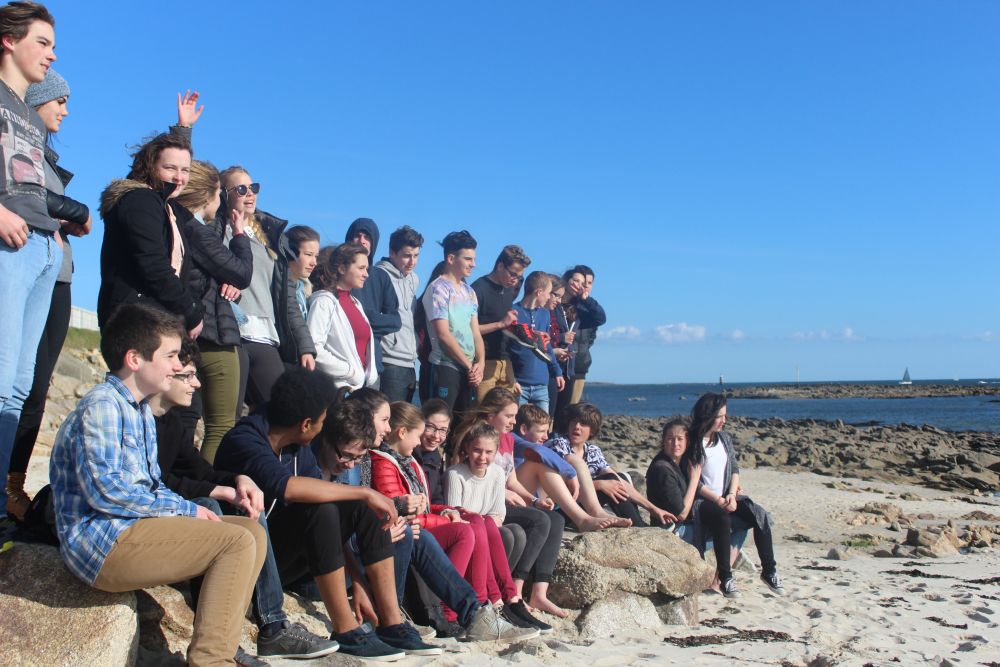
[5,472,31,522]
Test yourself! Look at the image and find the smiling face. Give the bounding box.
[488,402,518,435]
[154,147,192,199]
[290,239,319,281]
[393,422,424,458]
[371,401,391,447]
[133,334,183,398]
[35,95,68,132]
[466,436,498,476]
[5,20,56,84]
[390,245,420,276]
[447,248,476,280]
[162,361,200,408]
[662,425,688,464]
[420,412,450,452]
[224,170,257,216]
[338,251,369,291]
[566,273,586,298]
[547,287,564,310]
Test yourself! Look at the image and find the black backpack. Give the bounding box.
[17,484,59,546]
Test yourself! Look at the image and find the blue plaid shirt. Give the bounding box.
[49,374,198,585]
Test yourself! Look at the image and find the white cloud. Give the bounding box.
[791,330,830,342]
[600,326,642,341]
[655,323,707,344]
[728,329,746,342]
[841,327,863,342]
[968,331,996,342]
[791,328,863,342]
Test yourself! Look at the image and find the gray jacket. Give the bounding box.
[376,258,419,369]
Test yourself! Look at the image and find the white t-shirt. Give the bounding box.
[701,437,728,496]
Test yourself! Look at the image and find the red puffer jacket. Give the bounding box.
[370,449,457,529]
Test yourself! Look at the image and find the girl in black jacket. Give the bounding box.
[174,160,253,463]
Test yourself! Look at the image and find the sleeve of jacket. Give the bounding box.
[370,455,409,499]
[360,273,402,337]
[119,190,203,329]
[186,223,254,289]
[285,270,316,358]
[165,439,238,500]
[576,297,607,328]
[46,190,90,226]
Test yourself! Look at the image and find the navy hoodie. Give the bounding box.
[214,412,322,508]
[345,218,401,372]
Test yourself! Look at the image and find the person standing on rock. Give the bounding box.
[49,303,267,666]
[375,225,424,403]
[687,393,784,598]
[0,2,62,522]
[471,244,529,401]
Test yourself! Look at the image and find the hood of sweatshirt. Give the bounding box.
[345,217,380,258]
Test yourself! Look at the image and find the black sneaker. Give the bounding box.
[502,600,553,634]
[257,621,339,659]
[333,623,405,662]
[720,577,741,599]
[434,618,467,639]
[376,622,443,656]
[235,646,269,667]
[760,571,785,596]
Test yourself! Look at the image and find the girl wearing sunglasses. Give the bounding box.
[218,166,316,416]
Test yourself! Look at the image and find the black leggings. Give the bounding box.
[266,500,394,584]
[237,341,287,416]
[698,497,776,579]
[429,363,473,413]
[10,281,71,474]
[505,505,564,583]
[595,472,647,527]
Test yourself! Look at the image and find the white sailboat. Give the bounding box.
[899,368,912,385]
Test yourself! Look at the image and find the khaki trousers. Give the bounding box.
[476,359,515,402]
[94,516,266,667]
[197,343,241,465]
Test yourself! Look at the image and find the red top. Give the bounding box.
[337,289,371,366]
[370,450,456,529]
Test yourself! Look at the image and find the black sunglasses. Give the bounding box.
[228,182,260,197]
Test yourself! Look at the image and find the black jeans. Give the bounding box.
[237,341,287,416]
[698,497,776,579]
[429,363,472,412]
[10,281,71,474]
[505,505,564,583]
[595,472,647,527]
[266,500,394,584]
[380,363,417,403]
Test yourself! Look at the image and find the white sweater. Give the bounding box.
[445,462,507,522]
[307,289,379,390]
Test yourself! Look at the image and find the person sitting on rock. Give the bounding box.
[213,368,438,661]
[645,416,749,598]
[685,393,784,598]
[545,402,673,528]
[150,339,338,662]
[50,303,267,667]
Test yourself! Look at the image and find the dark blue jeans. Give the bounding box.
[380,364,417,403]
[197,497,288,627]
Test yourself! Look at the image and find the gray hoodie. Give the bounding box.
[376,257,420,368]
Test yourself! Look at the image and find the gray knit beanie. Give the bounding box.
[25,68,70,108]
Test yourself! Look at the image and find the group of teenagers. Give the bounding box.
[0,3,783,666]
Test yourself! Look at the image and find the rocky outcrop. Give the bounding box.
[726,383,1000,400]
[549,528,713,634]
[0,543,138,666]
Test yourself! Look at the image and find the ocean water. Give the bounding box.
[582,380,1000,433]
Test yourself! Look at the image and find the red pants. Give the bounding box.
[426,521,475,621]
[462,511,516,604]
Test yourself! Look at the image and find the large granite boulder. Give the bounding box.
[0,542,138,665]
[549,528,714,622]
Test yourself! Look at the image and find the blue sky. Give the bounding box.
[41,1,999,383]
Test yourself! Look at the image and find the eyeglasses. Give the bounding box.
[332,443,368,464]
[424,423,450,437]
[228,183,260,197]
[501,264,524,281]
[171,371,198,384]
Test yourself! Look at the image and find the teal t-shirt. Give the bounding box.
[423,276,478,370]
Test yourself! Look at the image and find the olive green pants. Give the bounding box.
[198,342,241,464]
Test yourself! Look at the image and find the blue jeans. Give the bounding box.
[409,528,480,627]
[379,364,416,403]
[517,383,549,414]
[0,231,61,515]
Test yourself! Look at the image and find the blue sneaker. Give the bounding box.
[377,622,444,656]
[332,623,405,662]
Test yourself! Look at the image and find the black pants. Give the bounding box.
[266,500,394,584]
[237,341,286,416]
[429,364,473,412]
[505,505,564,583]
[499,523,525,570]
[10,281,71,474]
[698,497,776,579]
[595,472,647,527]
